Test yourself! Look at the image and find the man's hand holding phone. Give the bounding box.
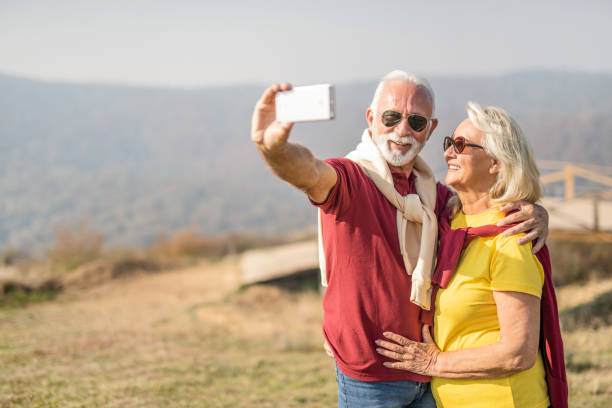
[251,83,335,152]
[251,82,338,203]
[251,83,295,152]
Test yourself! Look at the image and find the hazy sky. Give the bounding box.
[1,0,610,87]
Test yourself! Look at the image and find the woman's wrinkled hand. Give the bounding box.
[375,326,441,376]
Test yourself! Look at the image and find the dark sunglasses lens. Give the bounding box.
[454,137,465,153]
[381,111,402,127]
[443,137,453,151]
[407,115,428,132]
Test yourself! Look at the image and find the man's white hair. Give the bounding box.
[370,70,436,115]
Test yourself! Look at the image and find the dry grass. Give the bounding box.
[0,256,610,407]
[557,278,612,407]
[149,228,317,261]
[150,228,230,259]
[547,231,612,285]
[46,221,104,273]
[0,258,336,407]
[1,226,311,309]
[564,325,612,407]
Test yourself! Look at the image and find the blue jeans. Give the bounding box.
[335,364,437,408]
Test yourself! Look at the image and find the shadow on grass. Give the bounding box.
[237,268,321,294]
[565,352,597,373]
[560,289,612,331]
[262,269,321,293]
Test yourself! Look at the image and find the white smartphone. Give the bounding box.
[275,84,335,122]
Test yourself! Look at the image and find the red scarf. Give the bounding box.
[421,209,568,408]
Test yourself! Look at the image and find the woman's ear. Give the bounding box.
[489,158,501,176]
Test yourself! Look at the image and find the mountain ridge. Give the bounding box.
[1,70,610,250]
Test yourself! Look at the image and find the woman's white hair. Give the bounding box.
[370,70,435,115]
[467,101,542,205]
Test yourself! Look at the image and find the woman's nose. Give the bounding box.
[444,145,455,160]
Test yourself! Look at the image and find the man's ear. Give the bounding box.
[489,158,501,176]
[366,108,374,129]
[427,118,439,141]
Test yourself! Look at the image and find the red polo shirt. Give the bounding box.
[313,158,453,382]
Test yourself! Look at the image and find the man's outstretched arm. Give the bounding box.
[251,83,337,203]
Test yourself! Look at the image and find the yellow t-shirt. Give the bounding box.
[431,208,550,408]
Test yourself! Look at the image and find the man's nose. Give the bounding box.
[395,117,412,137]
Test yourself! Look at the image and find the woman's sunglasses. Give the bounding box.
[443,136,485,154]
[381,110,429,132]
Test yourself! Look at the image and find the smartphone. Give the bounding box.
[275,84,335,122]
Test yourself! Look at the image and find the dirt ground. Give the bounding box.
[0,258,336,407]
[1,257,611,407]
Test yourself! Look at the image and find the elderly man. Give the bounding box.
[251,70,547,408]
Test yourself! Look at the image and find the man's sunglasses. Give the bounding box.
[381,110,429,132]
[443,136,485,153]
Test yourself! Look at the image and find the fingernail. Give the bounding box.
[375,340,381,345]
[376,348,383,354]
[383,362,391,367]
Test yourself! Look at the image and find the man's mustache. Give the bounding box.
[383,132,418,146]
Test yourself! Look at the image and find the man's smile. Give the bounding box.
[387,137,415,152]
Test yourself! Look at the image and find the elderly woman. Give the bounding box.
[375,102,567,408]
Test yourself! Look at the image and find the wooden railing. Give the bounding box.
[538,161,612,200]
[538,161,612,232]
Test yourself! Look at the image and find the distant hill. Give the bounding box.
[0,71,611,250]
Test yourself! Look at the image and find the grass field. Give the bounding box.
[1,257,611,407]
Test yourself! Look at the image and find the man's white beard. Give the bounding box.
[374,131,425,167]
